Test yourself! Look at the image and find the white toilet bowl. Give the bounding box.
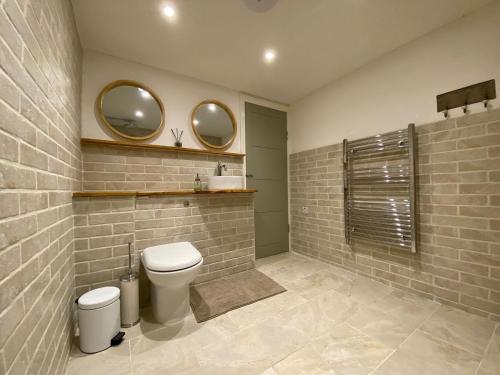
[141,242,203,324]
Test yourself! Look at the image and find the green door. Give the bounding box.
[245,102,288,259]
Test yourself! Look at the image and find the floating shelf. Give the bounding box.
[73,189,257,198]
[80,138,246,157]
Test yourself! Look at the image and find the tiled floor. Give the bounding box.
[66,252,500,375]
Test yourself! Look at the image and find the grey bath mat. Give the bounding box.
[190,269,286,323]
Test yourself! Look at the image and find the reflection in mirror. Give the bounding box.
[192,101,236,149]
[97,81,164,140]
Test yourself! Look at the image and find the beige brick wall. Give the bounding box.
[73,194,255,304]
[0,0,82,374]
[290,109,500,321]
[81,144,243,191]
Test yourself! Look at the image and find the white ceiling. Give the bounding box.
[72,0,492,104]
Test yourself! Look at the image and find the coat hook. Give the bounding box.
[483,98,489,108]
[462,102,468,114]
[443,108,449,119]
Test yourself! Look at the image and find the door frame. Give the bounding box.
[240,94,291,254]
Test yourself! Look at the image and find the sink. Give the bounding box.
[207,176,244,190]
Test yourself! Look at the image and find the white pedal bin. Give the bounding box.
[77,286,121,353]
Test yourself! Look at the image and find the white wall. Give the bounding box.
[288,1,500,154]
[81,50,243,152]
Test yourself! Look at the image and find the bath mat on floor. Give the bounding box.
[190,269,286,323]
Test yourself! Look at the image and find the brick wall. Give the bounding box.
[81,144,243,191]
[0,0,82,374]
[290,109,500,321]
[73,194,255,303]
[75,143,253,304]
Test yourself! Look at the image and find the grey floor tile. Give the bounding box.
[274,323,392,375]
[476,324,500,375]
[66,340,132,375]
[420,305,496,356]
[372,330,481,375]
[347,304,415,348]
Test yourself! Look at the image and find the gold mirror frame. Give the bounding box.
[191,100,237,150]
[96,80,165,141]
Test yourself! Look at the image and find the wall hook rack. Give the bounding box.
[437,79,496,117]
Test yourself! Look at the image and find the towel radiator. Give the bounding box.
[343,124,417,253]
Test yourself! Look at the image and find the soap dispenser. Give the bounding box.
[194,173,202,191]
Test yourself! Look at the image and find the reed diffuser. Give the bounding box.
[171,128,183,147]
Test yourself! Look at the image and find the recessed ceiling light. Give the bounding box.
[242,0,279,13]
[162,4,176,19]
[193,119,199,125]
[208,103,217,112]
[263,49,276,63]
[135,110,144,118]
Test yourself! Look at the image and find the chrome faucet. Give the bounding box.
[216,161,227,176]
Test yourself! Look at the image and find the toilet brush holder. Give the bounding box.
[120,272,140,327]
[120,243,140,327]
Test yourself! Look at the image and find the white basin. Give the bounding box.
[208,176,243,190]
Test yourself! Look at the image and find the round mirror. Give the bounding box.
[96,80,165,140]
[191,100,237,149]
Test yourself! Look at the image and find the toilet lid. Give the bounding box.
[78,286,120,310]
[142,242,202,272]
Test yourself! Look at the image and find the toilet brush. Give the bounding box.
[119,242,140,327]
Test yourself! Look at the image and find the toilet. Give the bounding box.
[141,242,203,324]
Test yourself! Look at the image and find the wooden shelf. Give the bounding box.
[81,138,245,157]
[73,191,136,197]
[73,189,257,198]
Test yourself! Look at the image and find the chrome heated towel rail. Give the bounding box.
[343,124,417,253]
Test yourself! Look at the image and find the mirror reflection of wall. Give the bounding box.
[97,81,165,140]
[192,101,236,149]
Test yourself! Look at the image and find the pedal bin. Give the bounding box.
[77,286,121,353]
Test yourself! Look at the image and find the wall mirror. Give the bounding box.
[96,80,165,140]
[191,100,237,149]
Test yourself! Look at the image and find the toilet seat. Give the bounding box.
[142,242,202,272]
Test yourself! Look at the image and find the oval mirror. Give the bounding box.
[96,80,165,140]
[191,100,237,149]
